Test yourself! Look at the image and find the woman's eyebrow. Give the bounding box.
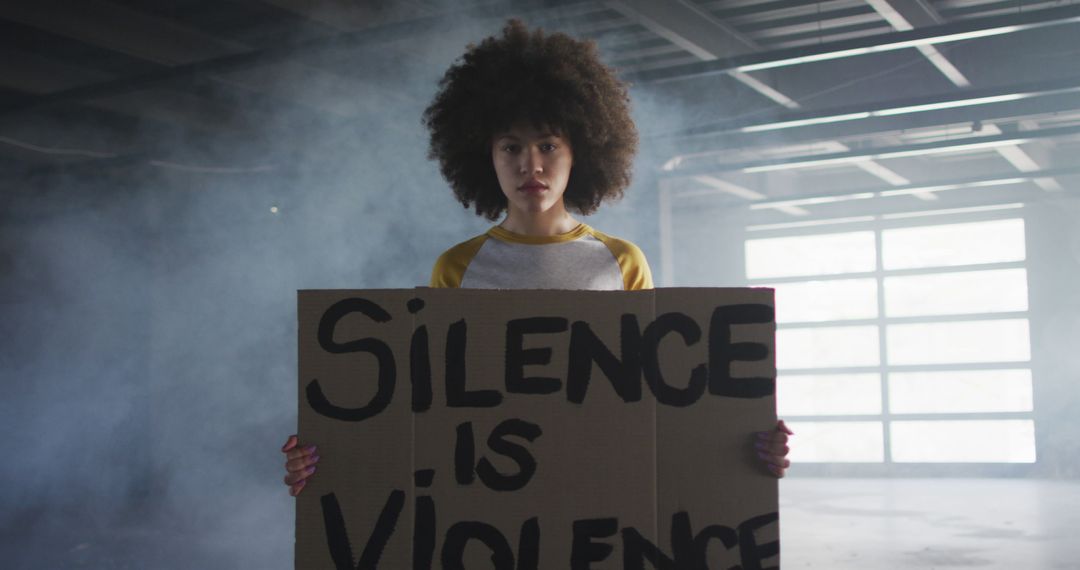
[494,133,561,143]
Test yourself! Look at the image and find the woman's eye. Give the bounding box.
[503,144,520,153]
[540,143,557,152]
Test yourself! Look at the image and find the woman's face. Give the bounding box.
[491,123,574,217]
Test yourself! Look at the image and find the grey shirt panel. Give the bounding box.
[459,234,624,290]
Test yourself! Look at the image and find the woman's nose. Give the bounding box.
[519,147,543,174]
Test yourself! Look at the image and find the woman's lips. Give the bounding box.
[519,182,548,192]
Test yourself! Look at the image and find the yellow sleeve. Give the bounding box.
[593,231,655,291]
[430,234,487,288]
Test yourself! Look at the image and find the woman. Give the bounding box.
[282,19,792,496]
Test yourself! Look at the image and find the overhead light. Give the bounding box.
[743,156,872,173]
[743,137,1031,173]
[732,25,1028,72]
[736,48,872,72]
[747,175,1035,212]
[883,25,1024,49]
[876,137,1030,159]
[732,15,1080,74]
[741,112,872,133]
[750,192,876,210]
[878,178,1027,197]
[881,203,1024,220]
[874,94,1027,116]
[748,216,876,231]
[738,86,1080,134]
[748,204,1025,230]
[636,6,1080,85]
[662,157,683,171]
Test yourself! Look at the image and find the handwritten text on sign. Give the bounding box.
[296,288,779,569]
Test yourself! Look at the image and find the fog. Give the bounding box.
[0,10,688,568]
[2,4,1078,569]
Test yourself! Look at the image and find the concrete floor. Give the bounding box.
[779,478,1080,569]
[5,478,1079,568]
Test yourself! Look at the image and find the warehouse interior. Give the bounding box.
[1,0,1079,568]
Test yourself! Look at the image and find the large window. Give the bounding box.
[746,211,1036,465]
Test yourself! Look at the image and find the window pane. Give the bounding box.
[778,326,880,369]
[746,231,876,279]
[886,319,1030,365]
[885,268,1028,317]
[786,421,884,462]
[778,374,881,416]
[891,420,1036,462]
[770,279,878,323]
[889,369,1033,413]
[882,219,1025,270]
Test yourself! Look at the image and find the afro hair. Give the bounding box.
[422,19,638,220]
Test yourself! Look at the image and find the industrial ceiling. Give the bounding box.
[2,0,1078,225]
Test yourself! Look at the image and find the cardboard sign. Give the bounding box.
[296,288,778,569]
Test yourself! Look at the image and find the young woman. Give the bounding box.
[282,20,792,496]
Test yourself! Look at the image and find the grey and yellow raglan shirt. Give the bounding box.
[430,224,653,291]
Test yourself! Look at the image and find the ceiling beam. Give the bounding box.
[663,75,1080,139]
[605,0,800,108]
[0,46,271,137]
[626,4,1080,83]
[863,0,969,87]
[603,0,917,181]
[655,77,1080,158]
[988,123,1063,191]
[739,165,1080,212]
[0,0,423,119]
[257,0,434,31]
[0,0,585,120]
[661,123,1080,178]
[261,0,599,31]
[604,0,757,60]
[861,0,1066,191]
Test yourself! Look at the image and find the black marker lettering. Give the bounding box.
[566,315,642,404]
[709,304,775,399]
[505,317,569,395]
[410,324,433,412]
[642,312,707,407]
[517,517,540,570]
[622,527,675,570]
[441,521,515,570]
[320,489,404,570]
[454,422,475,486]
[413,492,435,570]
[307,298,395,422]
[738,512,780,570]
[476,419,543,491]
[446,319,502,407]
[571,518,617,569]
[671,511,739,570]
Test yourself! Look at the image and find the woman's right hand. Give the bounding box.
[282,435,319,496]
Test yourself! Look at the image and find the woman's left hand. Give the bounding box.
[755,419,794,478]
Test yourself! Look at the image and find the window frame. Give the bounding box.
[745,206,1038,476]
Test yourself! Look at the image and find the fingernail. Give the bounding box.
[757,451,768,460]
[310,455,320,463]
[306,466,317,474]
[304,445,317,453]
[757,432,770,439]
[754,440,766,450]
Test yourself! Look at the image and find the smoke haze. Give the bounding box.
[2,3,1078,569]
